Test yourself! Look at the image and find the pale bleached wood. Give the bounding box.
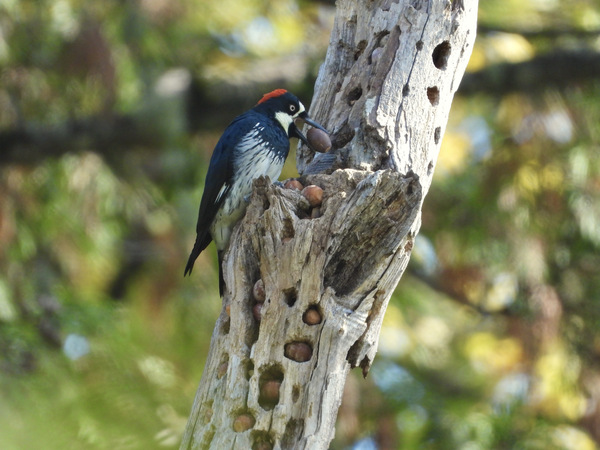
[181,1,477,449]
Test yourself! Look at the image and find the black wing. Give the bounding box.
[184,113,255,276]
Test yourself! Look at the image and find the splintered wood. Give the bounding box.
[184,171,421,449]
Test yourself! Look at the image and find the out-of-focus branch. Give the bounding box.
[460,49,600,95]
[3,48,596,168]
[478,24,600,40]
[0,71,319,168]
[0,115,161,166]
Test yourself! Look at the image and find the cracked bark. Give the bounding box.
[181,1,477,449]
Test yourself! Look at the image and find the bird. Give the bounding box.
[184,89,328,295]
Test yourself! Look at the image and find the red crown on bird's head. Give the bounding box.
[257,89,288,104]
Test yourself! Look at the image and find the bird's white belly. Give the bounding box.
[211,151,284,251]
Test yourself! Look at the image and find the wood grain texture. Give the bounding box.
[302,0,477,197]
[181,1,477,448]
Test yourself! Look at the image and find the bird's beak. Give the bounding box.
[299,112,329,134]
[291,112,329,151]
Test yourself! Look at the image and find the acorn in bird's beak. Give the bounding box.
[291,112,330,153]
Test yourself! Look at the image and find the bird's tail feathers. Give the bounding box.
[184,231,212,276]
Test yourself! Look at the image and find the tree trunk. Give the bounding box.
[180,1,478,449]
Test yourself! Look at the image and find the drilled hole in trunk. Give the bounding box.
[292,385,301,402]
[244,359,255,380]
[221,317,230,335]
[282,218,295,241]
[434,127,441,144]
[251,430,274,450]
[427,86,439,106]
[283,287,297,307]
[432,40,451,69]
[232,411,255,433]
[258,364,284,410]
[347,86,363,105]
[302,305,323,325]
[217,355,228,379]
[284,341,313,362]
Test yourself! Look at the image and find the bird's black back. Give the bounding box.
[184,108,289,279]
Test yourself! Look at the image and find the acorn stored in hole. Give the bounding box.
[253,279,266,303]
[284,342,313,362]
[284,179,304,191]
[233,413,255,432]
[302,185,323,207]
[303,308,322,325]
[252,303,263,321]
[261,380,281,403]
[217,361,228,379]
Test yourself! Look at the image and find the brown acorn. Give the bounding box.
[253,279,266,303]
[252,303,263,321]
[302,185,323,208]
[233,413,255,432]
[302,308,322,325]
[284,179,304,191]
[307,127,332,153]
[217,361,228,379]
[284,342,313,362]
[261,380,281,403]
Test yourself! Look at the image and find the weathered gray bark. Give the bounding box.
[181,1,477,449]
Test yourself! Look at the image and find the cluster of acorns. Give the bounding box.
[226,285,324,437]
[251,277,322,365]
[290,124,332,218]
[251,280,322,326]
[227,123,331,432]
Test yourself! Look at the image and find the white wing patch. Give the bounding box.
[215,183,229,204]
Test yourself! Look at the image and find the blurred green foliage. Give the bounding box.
[1,0,600,449]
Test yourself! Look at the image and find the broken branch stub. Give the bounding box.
[181,171,421,449]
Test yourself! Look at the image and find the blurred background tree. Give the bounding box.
[0,0,599,449]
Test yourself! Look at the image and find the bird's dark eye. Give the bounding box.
[289,104,296,113]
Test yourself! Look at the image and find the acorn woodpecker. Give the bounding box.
[184,89,328,295]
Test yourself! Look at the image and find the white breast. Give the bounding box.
[210,123,286,250]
